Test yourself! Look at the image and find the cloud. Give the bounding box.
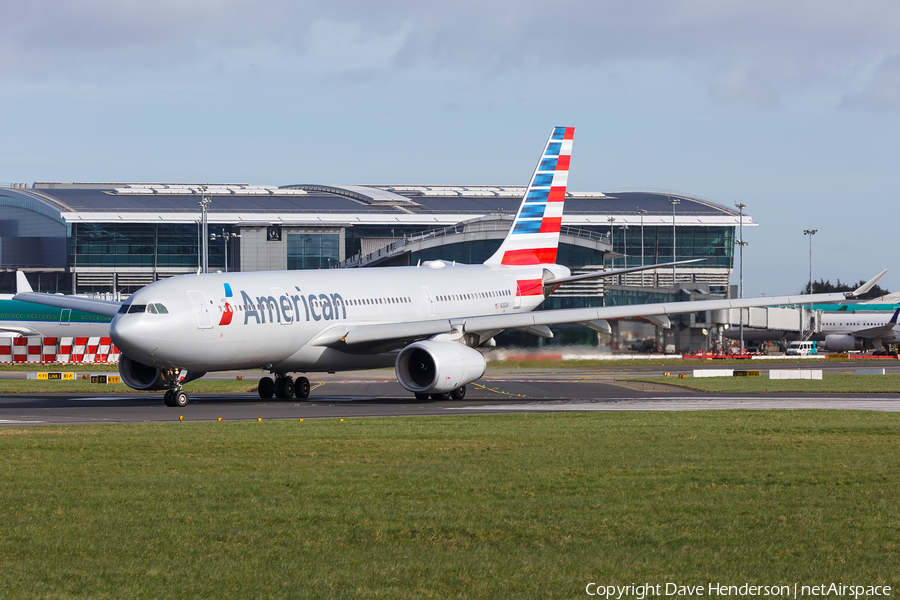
[3,0,900,108]
[841,54,900,112]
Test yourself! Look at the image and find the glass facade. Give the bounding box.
[70,223,227,270]
[345,225,433,259]
[411,240,502,265]
[598,225,733,269]
[0,195,67,270]
[287,233,341,270]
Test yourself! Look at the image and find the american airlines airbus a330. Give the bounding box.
[17,127,887,406]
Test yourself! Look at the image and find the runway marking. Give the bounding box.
[451,397,900,413]
[71,397,141,402]
[0,419,45,423]
[472,382,528,398]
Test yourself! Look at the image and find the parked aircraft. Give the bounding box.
[818,308,899,351]
[16,127,887,406]
[0,272,112,337]
[725,308,900,351]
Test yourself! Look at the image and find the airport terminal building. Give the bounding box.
[0,182,752,350]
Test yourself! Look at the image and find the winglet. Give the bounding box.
[15,271,33,294]
[845,269,888,298]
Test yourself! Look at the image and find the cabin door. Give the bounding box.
[187,290,214,329]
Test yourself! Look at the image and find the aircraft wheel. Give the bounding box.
[163,390,174,407]
[450,386,466,400]
[295,377,310,399]
[173,390,189,408]
[414,392,430,401]
[275,377,294,399]
[431,393,450,401]
[258,376,275,399]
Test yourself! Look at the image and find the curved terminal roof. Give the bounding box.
[1,182,753,226]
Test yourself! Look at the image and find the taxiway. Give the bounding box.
[0,364,898,426]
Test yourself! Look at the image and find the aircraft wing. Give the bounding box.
[0,325,44,336]
[315,286,876,350]
[12,293,122,318]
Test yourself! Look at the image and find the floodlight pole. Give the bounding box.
[607,217,616,248]
[735,203,747,354]
[669,197,680,286]
[804,229,817,295]
[199,194,212,274]
[638,208,647,286]
[803,228,817,337]
[607,216,616,268]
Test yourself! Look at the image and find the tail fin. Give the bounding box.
[484,126,574,265]
[15,271,33,294]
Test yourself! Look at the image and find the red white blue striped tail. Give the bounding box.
[484,126,574,266]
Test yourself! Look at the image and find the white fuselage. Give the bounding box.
[110,261,568,374]
[819,312,900,342]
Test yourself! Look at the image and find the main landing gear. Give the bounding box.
[414,385,467,401]
[258,375,311,400]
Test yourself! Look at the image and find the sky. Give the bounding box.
[2,0,899,296]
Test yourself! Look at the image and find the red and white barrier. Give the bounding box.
[0,336,121,364]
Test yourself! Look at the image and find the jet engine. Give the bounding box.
[395,340,486,394]
[824,333,865,352]
[118,355,205,390]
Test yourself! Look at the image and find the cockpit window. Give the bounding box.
[118,304,130,314]
[147,304,158,315]
[154,303,169,314]
[128,304,147,314]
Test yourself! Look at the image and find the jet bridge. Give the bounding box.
[717,306,820,343]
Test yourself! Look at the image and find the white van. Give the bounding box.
[786,341,817,356]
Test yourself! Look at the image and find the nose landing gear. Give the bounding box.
[163,388,189,407]
[162,369,192,407]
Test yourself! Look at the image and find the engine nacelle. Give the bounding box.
[118,355,205,390]
[395,340,486,394]
[824,333,864,352]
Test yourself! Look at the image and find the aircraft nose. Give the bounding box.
[110,314,145,356]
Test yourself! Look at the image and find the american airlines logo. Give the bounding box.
[220,283,347,326]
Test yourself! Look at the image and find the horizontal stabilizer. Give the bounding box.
[542,259,703,294]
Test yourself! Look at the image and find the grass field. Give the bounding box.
[0,412,898,598]
[632,373,900,394]
[0,363,119,372]
[0,378,258,394]
[487,357,898,369]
